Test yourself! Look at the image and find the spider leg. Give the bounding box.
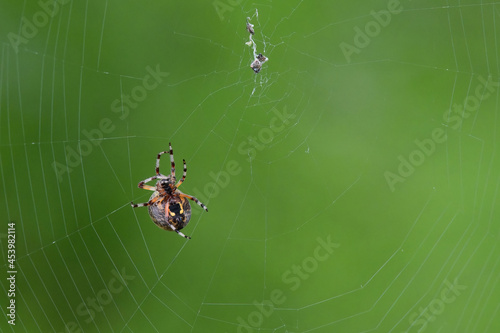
[137,175,159,190]
[155,151,168,175]
[130,201,149,208]
[168,142,175,177]
[131,193,160,208]
[175,159,187,188]
[138,183,156,191]
[156,142,176,175]
[178,191,208,212]
[132,174,160,207]
[164,201,191,239]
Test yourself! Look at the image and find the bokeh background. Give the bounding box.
[1,0,500,332]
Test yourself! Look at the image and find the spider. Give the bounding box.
[130,143,208,239]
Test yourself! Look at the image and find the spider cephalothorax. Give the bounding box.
[131,143,208,239]
[157,178,177,196]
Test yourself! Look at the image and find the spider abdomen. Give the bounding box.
[147,191,192,232]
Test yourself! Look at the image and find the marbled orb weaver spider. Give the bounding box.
[130,143,208,239]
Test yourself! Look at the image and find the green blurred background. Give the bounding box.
[1,0,500,332]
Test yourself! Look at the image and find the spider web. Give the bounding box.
[1,0,500,332]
